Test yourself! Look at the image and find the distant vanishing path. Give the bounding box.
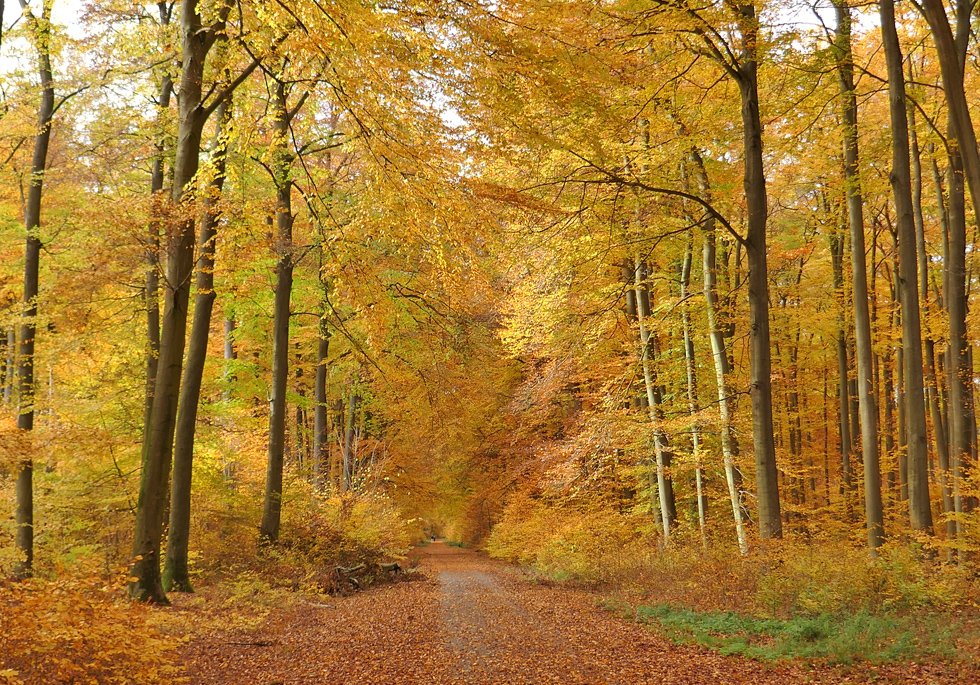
[180,542,965,684]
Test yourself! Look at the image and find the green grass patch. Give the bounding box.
[629,604,956,664]
[445,541,466,548]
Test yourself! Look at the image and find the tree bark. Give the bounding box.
[879,0,933,533]
[163,99,232,592]
[260,80,297,544]
[3,328,13,405]
[688,151,749,553]
[921,0,974,557]
[634,257,676,541]
[313,310,330,485]
[680,232,707,547]
[735,3,781,539]
[143,3,175,456]
[342,392,359,493]
[830,231,853,498]
[223,317,236,402]
[131,0,234,604]
[834,0,883,548]
[14,0,55,579]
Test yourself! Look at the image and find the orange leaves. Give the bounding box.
[0,418,30,469]
[0,568,184,685]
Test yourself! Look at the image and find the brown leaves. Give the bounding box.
[173,542,980,685]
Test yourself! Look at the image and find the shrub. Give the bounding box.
[0,565,183,685]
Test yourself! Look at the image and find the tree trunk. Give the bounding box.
[3,328,14,404]
[342,392,359,493]
[294,344,306,469]
[223,317,236,402]
[131,0,227,604]
[313,311,330,485]
[14,0,55,579]
[880,0,933,533]
[260,80,297,545]
[922,0,975,558]
[834,0,883,548]
[634,257,677,541]
[736,3,781,539]
[680,232,707,547]
[163,100,232,592]
[691,154,748,553]
[143,62,174,456]
[830,231,853,499]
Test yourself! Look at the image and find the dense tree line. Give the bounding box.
[3,0,980,607]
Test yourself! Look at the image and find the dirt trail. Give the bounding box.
[179,542,959,684]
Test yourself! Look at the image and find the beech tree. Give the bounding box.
[131,0,259,604]
[13,0,55,578]
[259,76,308,545]
[879,0,932,533]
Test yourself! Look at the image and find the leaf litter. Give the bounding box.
[174,542,977,684]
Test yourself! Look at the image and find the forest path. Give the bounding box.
[179,543,942,684]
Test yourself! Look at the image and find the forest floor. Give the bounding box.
[171,542,977,684]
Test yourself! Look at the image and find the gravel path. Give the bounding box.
[179,542,968,684]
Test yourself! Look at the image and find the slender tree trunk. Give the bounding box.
[313,310,330,485]
[143,54,174,455]
[294,344,305,469]
[680,233,707,547]
[830,231,853,500]
[3,328,14,404]
[163,100,232,592]
[736,3,781,538]
[342,392,359,493]
[260,81,298,544]
[834,0,883,547]
[223,317,236,402]
[0,332,6,405]
[691,159,748,553]
[880,0,933,533]
[14,0,55,578]
[634,257,676,541]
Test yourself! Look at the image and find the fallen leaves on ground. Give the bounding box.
[174,542,977,684]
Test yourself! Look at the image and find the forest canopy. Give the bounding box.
[3,0,980,676]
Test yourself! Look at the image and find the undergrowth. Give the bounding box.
[487,491,980,664]
[623,604,955,664]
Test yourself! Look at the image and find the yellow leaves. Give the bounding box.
[0,568,185,684]
[0,418,30,469]
[0,669,22,685]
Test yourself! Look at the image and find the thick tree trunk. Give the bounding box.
[880,0,933,533]
[922,0,975,557]
[736,3,781,538]
[834,0,883,548]
[131,0,222,604]
[14,0,55,579]
[260,81,297,544]
[163,100,232,592]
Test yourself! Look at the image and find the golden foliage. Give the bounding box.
[0,566,184,684]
